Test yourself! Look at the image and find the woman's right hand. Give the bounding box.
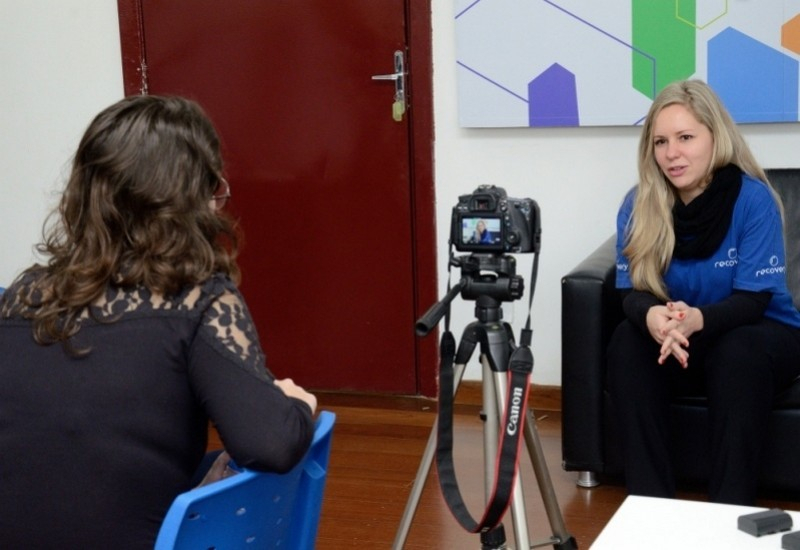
[645,304,672,345]
[646,304,688,367]
[274,378,318,413]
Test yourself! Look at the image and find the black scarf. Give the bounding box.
[672,163,742,259]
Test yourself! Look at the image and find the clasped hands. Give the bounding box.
[646,301,704,368]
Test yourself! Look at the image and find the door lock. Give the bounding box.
[371,50,406,122]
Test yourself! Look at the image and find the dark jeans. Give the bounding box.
[607,318,800,505]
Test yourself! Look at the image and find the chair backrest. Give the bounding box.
[155,410,336,550]
[765,168,800,308]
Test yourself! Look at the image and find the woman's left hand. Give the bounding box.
[196,451,238,487]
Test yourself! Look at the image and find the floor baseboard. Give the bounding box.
[315,383,561,413]
[455,381,561,412]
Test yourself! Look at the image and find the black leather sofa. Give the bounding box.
[560,168,800,495]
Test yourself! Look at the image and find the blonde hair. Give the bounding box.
[625,79,771,300]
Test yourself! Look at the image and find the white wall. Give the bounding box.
[0,2,124,285]
[3,2,800,387]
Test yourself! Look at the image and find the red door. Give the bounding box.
[117,0,437,394]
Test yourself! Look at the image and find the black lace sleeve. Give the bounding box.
[189,276,314,472]
[0,271,42,319]
[196,278,272,381]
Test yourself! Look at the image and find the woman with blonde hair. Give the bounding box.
[0,95,316,547]
[607,80,800,504]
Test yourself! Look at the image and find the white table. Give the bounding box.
[591,495,800,549]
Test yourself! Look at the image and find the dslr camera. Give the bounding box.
[450,185,540,254]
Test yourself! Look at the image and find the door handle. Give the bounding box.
[371,50,406,122]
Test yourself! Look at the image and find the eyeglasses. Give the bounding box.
[211,178,231,210]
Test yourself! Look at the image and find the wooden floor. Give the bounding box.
[298,391,798,550]
[306,391,608,549]
[209,389,798,549]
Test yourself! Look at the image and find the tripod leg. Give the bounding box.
[522,410,578,549]
[392,362,468,550]
[487,359,531,550]
[392,413,438,549]
[482,358,498,498]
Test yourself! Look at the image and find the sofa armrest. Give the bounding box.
[560,235,623,473]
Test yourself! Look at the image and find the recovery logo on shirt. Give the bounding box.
[756,255,785,277]
[714,248,738,268]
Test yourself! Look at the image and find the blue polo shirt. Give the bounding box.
[615,174,800,328]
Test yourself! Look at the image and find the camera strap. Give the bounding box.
[436,331,533,533]
[434,250,539,533]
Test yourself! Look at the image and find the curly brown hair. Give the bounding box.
[21,95,240,346]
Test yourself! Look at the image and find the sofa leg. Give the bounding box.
[576,471,599,488]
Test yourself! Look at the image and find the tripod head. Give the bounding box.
[455,253,524,302]
[415,253,524,336]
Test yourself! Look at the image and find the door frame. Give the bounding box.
[116,0,439,396]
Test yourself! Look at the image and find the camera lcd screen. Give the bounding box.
[460,216,502,248]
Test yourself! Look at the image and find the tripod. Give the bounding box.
[393,289,577,549]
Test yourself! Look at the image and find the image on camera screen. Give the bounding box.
[461,216,502,247]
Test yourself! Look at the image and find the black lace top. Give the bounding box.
[0,272,314,548]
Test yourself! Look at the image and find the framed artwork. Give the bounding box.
[456,0,800,127]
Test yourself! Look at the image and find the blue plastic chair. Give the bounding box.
[155,411,336,550]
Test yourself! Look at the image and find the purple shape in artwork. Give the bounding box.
[528,63,579,127]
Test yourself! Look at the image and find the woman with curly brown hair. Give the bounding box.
[0,95,316,547]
